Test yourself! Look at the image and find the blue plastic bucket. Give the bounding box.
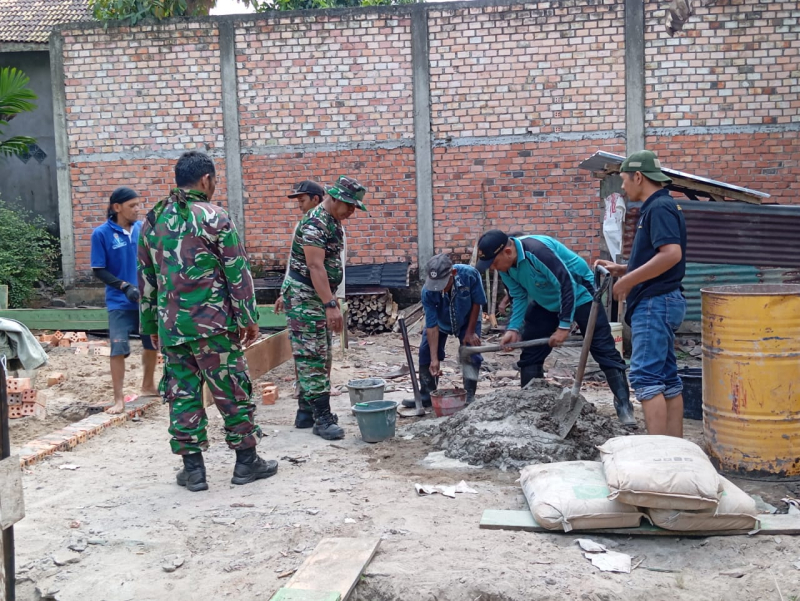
[352,400,398,443]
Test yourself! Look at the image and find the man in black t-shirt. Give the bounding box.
[596,150,687,438]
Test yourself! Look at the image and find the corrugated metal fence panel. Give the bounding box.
[622,199,800,268]
[682,263,800,321]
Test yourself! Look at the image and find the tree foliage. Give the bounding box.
[0,199,60,308]
[0,67,37,159]
[90,0,416,24]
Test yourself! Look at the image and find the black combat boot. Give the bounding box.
[464,378,478,405]
[176,452,208,492]
[603,368,637,427]
[295,392,315,429]
[311,394,345,440]
[231,447,279,485]
[520,363,545,388]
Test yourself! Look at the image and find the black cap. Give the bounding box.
[476,229,509,272]
[288,180,325,199]
[424,253,454,292]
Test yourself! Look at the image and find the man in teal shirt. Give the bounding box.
[476,229,636,426]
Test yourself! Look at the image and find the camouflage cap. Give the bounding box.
[327,176,367,211]
[620,150,673,184]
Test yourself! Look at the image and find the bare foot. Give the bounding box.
[106,401,125,414]
[141,388,159,397]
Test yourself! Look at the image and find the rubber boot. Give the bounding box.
[231,447,279,485]
[295,392,314,429]
[401,365,436,408]
[520,363,545,388]
[464,378,478,405]
[176,452,208,492]
[604,368,637,427]
[311,394,345,440]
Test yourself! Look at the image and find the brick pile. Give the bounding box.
[6,377,45,419]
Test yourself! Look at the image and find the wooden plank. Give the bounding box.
[270,589,341,601]
[480,510,800,536]
[0,285,8,310]
[0,456,25,529]
[285,537,380,601]
[203,329,293,407]
[0,306,287,331]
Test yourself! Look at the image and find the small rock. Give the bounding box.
[294,545,305,553]
[162,555,185,573]
[132,416,142,422]
[344,518,356,524]
[545,577,557,586]
[306,509,319,515]
[212,517,236,526]
[87,538,107,546]
[51,299,67,308]
[68,538,88,553]
[52,551,81,566]
[36,585,61,600]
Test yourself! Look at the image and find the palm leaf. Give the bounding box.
[0,137,36,157]
[0,68,37,120]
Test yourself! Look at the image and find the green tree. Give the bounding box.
[0,67,37,159]
[90,0,416,25]
[0,199,60,308]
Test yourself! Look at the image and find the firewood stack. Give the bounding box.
[346,290,398,334]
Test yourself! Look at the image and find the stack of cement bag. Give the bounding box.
[520,436,759,533]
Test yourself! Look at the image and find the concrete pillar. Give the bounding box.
[411,4,434,276]
[49,32,75,287]
[218,21,246,240]
[624,0,645,155]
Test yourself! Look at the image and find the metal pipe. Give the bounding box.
[0,357,15,601]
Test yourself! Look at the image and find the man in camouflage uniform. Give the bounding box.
[281,176,367,440]
[138,150,278,492]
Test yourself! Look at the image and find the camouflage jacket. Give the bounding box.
[138,188,258,347]
[285,204,344,290]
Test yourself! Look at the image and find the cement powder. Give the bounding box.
[427,382,629,470]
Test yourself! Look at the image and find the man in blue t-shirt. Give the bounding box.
[90,187,158,414]
[596,150,687,438]
[401,253,486,407]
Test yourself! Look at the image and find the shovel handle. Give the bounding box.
[463,337,553,355]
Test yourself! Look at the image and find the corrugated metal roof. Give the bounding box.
[0,0,89,44]
[623,200,800,268]
[579,151,769,203]
[253,262,410,290]
[682,263,800,321]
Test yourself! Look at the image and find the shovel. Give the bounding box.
[550,264,612,438]
[458,337,583,382]
[396,317,426,418]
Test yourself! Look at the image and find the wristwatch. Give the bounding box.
[324,299,338,309]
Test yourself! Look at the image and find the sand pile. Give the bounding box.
[427,381,629,470]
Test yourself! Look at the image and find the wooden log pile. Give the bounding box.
[347,291,398,334]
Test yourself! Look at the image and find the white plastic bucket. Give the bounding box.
[610,322,623,357]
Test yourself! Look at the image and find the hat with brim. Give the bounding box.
[328,175,367,211]
[287,180,325,199]
[476,229,510,273]
[424,254,454,292]
[620,150,673,184]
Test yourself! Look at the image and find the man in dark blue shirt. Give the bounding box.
[91,187,158,414]
[401,254,486,407]
[597,150,687,438]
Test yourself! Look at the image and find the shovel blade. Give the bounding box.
[551,388,585,439]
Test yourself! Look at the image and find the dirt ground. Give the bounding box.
[10,330,800,600]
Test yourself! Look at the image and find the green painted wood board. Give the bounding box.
[269,589,341,601]
[480,509,800,536]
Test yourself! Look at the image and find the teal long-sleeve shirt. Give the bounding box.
[501,236,594,332]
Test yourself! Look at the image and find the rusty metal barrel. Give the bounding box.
[702,284,800,479]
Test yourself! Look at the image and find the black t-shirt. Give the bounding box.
[624,189,687,325]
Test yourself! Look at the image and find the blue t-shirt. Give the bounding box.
[90,218,143,311]
[624,189,687,325]
[422,264,487,334]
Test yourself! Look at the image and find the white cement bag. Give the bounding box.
[520,461,647,532]
[602,193,626,260]
[598,436,722,510]
[648,476,759,531]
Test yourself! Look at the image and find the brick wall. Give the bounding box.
[56,0,800,283]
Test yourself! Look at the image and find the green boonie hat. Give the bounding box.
[620,150,673,184]
[327,176,367,211]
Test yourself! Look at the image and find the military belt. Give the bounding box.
[288,269,337,293]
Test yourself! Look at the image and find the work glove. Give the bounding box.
[122,283,140,303]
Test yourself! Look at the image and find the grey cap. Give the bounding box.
[424,254,454,292]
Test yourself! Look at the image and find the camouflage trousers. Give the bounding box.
[160,330,262,455]
[283,279,333,405]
